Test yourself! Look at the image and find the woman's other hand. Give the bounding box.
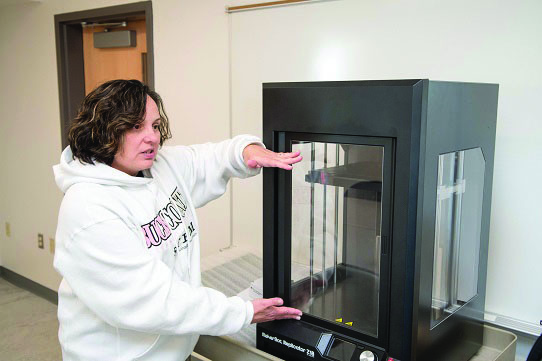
[251,297,302,324]
[243,145,302,170]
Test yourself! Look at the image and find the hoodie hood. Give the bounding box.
[53,146,152,193]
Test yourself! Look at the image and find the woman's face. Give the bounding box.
[111,96,161,176]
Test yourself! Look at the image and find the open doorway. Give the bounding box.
[54,2,153,149]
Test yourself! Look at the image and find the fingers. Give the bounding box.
[245,149,302,170]
[252,297,281,311]
[278,150,301,158]
[274,306,303,320]
[284,154,303,164]
[274,161,293,171]
[254,297,283,310]
[268,297,283,307]
[276,151,302,168]
[247,157,288,169]
[251,298,303,323]
[275,297,284,306]
[258,154,303,170]
[265,298,302,320]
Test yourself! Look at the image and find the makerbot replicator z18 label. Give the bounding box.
[261,332,315,358]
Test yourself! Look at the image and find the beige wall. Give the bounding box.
[153,0,234,257]
[0,0,234,291]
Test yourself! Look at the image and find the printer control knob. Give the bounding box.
[359,350,376,361]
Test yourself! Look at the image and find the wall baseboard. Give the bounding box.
[0,266,58,305]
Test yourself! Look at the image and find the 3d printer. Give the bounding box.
[257,80,498,361]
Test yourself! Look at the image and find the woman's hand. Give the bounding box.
[243,145,302,170]
[251,297,303,324]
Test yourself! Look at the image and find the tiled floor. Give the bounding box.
[201,252,262,346]
[0,278,61,361]
[0,275,537,361]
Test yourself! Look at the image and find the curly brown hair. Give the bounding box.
[68,79,172,165]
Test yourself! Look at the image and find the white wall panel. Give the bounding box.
[229,0,542,329]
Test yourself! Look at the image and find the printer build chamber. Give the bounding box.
[257,80,498,361]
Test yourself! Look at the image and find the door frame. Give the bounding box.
[54,1,154,149]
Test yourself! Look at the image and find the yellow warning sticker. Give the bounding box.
[335,318,343,323]
[345,322,353,326]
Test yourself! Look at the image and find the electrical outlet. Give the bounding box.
[49,238,55,254]
[38,233,44,249]
[5,222,10,237]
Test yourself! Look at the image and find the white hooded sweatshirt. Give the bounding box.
[53,135,262,361]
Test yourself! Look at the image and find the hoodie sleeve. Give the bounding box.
[54,216,253,335]
[157,135,264,208]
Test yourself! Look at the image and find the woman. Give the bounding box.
[53,79,302,360]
